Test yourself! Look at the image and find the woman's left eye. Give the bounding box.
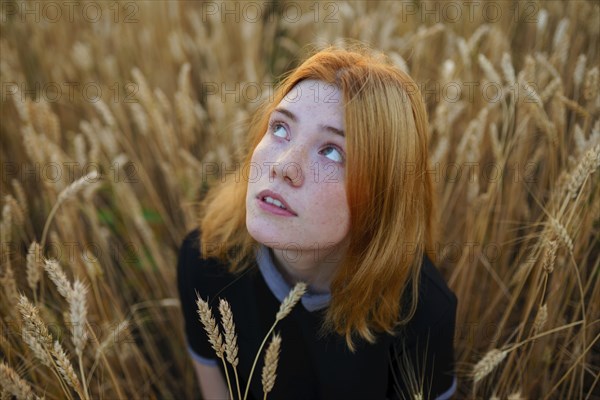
[320,146,344,163]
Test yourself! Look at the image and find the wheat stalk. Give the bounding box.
[44,259,73,299]
[17,295,53,366]
[73,133,87,166]
[552,18,569,67]
[542,239,558,274]
[0,262,19,318]
[567,144,600,199]
[11,87,30,122]
[43,260,89,394]
[0,362,37,400]
[244,282,306,400]
[473,349,508,384]
[501,52,516,86]
[69,280,89,357]
[1,201,12,245]
[4,195,23,228]
[534,304,548,334]
[261,332,281,398]
[550,218,574,253]
[478,53,501,84]
[584,67,598,102]
[540,78,562,103]
[573,54,587,91]
[71,41,93,71]
[275,282,307,321]
[10,179,28,216]
[96,320,129,358]
[52,341,85,398]
[219,299,242,400]
[129,103,149,136]
[196,296,235,399]
[196,297,225,357]
[40,170,101,249]
[22,329,52,367]
[26,242,43,294]
[92,99,116,128]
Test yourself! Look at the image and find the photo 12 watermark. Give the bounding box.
[201,161,344,184]
[199,1,340,24]
[198,79,544,106]
[2,81,139,104]
[1,161,138,185]
[1,238,146,267]
[397,1,539,24]
[1,1,139,23]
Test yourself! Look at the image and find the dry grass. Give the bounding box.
[1,1,599,398]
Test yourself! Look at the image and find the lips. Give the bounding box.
[256,189,297,216]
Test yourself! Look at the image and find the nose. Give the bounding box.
[271,145,306,187]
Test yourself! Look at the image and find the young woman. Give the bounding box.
[177,45,457,400]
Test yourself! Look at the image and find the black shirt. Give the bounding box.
[177,229,457,400]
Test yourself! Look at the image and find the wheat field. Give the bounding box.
[0,0,599,399]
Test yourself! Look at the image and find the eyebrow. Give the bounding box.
[273,107,345,138]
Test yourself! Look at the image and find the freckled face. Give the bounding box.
[245,79,350,252]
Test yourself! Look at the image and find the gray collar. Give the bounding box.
[255,244,331,312]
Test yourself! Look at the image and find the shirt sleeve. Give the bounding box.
[176,229,221,366]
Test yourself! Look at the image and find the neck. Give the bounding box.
[269,243,347,294]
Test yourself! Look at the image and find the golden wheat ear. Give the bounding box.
[472,349,508,385]
[244,282,306,400]
[195,295,225,358]
[0,362,37,400]
[219,298,242,400]
[196,295,236,399]
[261,332,282,397]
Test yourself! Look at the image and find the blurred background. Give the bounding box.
[0,1,598,398]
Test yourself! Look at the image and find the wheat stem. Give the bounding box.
[196,296,233,398]
[243,282,306,400]
[219,299,241,400]
[40,170,100,250]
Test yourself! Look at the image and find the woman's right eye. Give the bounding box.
[270,122,287,139]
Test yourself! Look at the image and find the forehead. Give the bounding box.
[280,79,343,108]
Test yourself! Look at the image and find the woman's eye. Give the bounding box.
[271,123,287,138]
[321,146,344,163]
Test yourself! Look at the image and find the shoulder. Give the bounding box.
[178,228,227,270]
[177,228,232,293]
[405,256,457,336]
[179,228,201,259]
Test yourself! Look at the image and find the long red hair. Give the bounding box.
[199,44,435,352]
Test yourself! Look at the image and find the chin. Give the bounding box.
[246,218,293,249]
[246,216,273,244]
